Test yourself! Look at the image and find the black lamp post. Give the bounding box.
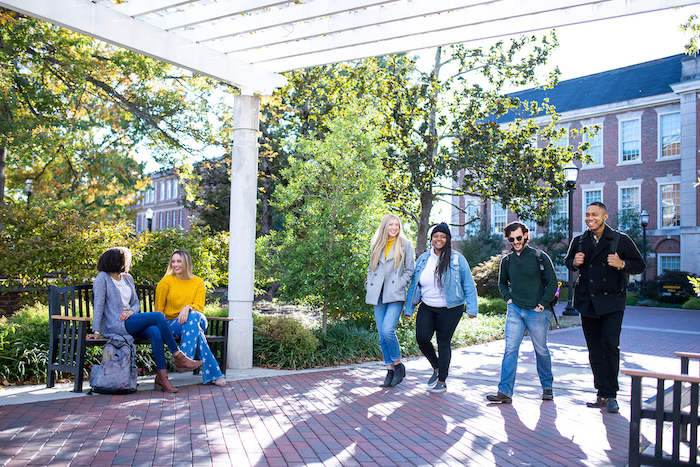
[24,179,33,204]
[640,209,649,300]
[145,208,154,232]
[563,161,580,316]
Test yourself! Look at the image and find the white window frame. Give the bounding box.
[166,179,172,199]
[657,106,681,161]
[491,202,507,235]
[617,180,642,229]
[158,212,164,229]
[581,182,605,230]
[656,175,681,229]
[549,197,567,233]
[658,254,681,274]
[580,117,604,169]
[617,111,643,165]
[463,196,481,236]
[159,181,165,201]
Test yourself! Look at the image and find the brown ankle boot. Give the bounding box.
[154,369,177,393]
[173,351,203,373]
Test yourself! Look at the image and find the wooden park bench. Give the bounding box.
[622,352,700,466]
[46,284,232,393]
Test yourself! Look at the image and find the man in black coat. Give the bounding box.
[565,202,645,413]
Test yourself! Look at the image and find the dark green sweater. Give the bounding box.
[498,245,557,310]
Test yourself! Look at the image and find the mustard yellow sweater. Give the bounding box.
[155,274,206,320]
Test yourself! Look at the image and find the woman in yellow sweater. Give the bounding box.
[155,249,226,387]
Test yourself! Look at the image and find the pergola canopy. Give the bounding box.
[2,0,698,95]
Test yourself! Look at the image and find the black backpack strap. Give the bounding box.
[536,250,559,328]
[608,229,620,255]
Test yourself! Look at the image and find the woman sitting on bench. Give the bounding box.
[89,247,203,393]
[155,249,226,387]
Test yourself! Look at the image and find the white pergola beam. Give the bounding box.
[231,0,603,65]
[254,0,700,72]
[179,0,398,42]
[0,0,286,95]
[212,0,501,53]
[151,0,292,31]
[110,0,193,18]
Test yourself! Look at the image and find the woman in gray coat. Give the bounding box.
[365,214,415,387]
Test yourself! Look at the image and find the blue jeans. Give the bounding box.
[167,310,224,384]
[497,303,553,397]
[374,299,404,366]
[124,312,179,371]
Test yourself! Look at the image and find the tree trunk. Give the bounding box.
[0,146,6,205]
[415,188,435,256]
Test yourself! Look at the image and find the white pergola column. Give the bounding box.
[227,94,260,369]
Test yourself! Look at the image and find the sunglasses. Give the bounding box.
[507,235,523,243]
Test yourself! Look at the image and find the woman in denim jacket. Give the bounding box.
[365,214,415,387]
[405,223,478,393]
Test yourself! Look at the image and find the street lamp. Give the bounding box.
[145,208,154,232]
[24,179,33,204]
[563,161,580,316]
[640,209,649,300]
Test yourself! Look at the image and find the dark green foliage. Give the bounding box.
[0,303,49,382]
[646,270,698,304]
[455,222,505,268]
[682,297,700,310]
[471,255,502,299]
[477,297,507,316]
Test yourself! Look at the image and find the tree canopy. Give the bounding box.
[0,9,218,216]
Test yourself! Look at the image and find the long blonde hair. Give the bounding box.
[369,214,407,271]
[163,249,194,280]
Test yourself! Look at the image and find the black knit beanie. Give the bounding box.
[431,222,451,238]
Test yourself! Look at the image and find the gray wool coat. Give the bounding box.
[365,238,416,305]
[92,271,139,342]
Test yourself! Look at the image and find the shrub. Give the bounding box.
[646,270,698,304]
[0,302,50,382]
[471,255,502,299]
[682,297,700,310]
[478,296,507,315]
[627,293,641,306]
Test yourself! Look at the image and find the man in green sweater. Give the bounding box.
[486,221,558,403]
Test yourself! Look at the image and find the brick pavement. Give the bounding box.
[0,306,698,467]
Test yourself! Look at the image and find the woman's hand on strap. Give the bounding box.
[177,306,192,325]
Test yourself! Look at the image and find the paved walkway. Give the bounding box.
[1,306,699,466]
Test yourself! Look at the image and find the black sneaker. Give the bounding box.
[427,370,439,387]
[390,363,405,387]
[486,392,512,403]
[606,397,619,413]
[380,370,394,387]
[542,389,553,401]
[586,396,607,408]
[429,381,446,393]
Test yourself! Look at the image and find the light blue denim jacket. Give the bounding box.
[404,249,478,317]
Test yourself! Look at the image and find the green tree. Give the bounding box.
[383,37,590,254]
[0,9,217,216]
[269,106,385,333]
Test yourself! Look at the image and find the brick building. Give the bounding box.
[452,54,700,279]
[133,170,194,233]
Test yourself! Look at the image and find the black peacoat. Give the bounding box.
[564,225,646,318]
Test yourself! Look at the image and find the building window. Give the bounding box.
[583,130,602,166]
[178,209,184,228]
[549,197,567,233]
[620,119,640,163]
[660,183,680,227]
[551,127,569,149]
[522,218,538,237]
[158,212,164,229]
[584,190,602,206]
[135,215,141,232]
[619,186,640,229]
[463,197,481,236]
[659,255,681,273]
[166,179,172,199]
[145,186,155,204]
[492,203,507,235]
[660,112,681,158]
[166,211,171,227]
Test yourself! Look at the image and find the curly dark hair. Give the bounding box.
[96,248,126,273]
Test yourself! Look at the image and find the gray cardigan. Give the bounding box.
[92,271,139,341]
[365,238,416,305]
